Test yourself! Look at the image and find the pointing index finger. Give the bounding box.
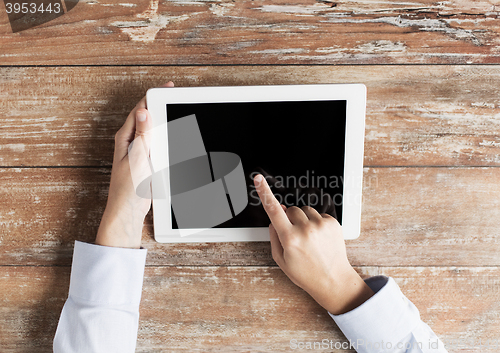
[254,174,291,231]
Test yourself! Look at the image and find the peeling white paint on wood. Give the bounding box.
[1,0,499,64]
[110,0,193,42]
[323,15,482,45]
[355,40,406,54]
[257,4,330,15]
[209,3,234,16]
[250,48,308,55]
[0,144,26,153]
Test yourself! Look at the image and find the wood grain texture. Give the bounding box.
[2,167,500,267]
[0,266,69,352]
[2,65,500,167]
[1,0,500,64]
[382,267,500,345]
[380,266,500,353]
[1,265,498,352]
[2,0,499,349]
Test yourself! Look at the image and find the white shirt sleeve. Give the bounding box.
[329,275,448,353]
[53,242,447,353]
[53,241,147,353]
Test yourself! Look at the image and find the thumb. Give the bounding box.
[135,109,151,138]
[127,109,153,199]
[134,109,152,154]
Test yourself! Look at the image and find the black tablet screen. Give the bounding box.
[166,100,346,229]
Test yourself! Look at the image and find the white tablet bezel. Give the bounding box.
[147,84,366,242]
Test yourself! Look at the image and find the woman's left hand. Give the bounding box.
[95,81,175,248]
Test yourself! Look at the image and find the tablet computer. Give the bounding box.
[146,84,366,242]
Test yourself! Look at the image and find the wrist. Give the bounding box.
[95,207,144,249]
[318,267,375,315]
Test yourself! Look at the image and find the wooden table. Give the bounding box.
[1,0,500,351]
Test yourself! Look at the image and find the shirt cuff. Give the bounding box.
[68,240,148,306]
[329,276,421,352]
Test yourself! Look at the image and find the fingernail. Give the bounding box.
[255,174,263,182]
[137,111,147,122]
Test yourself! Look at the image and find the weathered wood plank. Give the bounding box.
[348,167,500,267]
[138,266,363,353]
[379,264,500,353]
[2,65,500,167]
[0,266,368,352]
[0,266,70,352]
[1,0,500,64]
[381,266,500,350]
[0,168,109,265]
[0,265,498,352]
[1,167,500,266]
[0,167,277,266]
